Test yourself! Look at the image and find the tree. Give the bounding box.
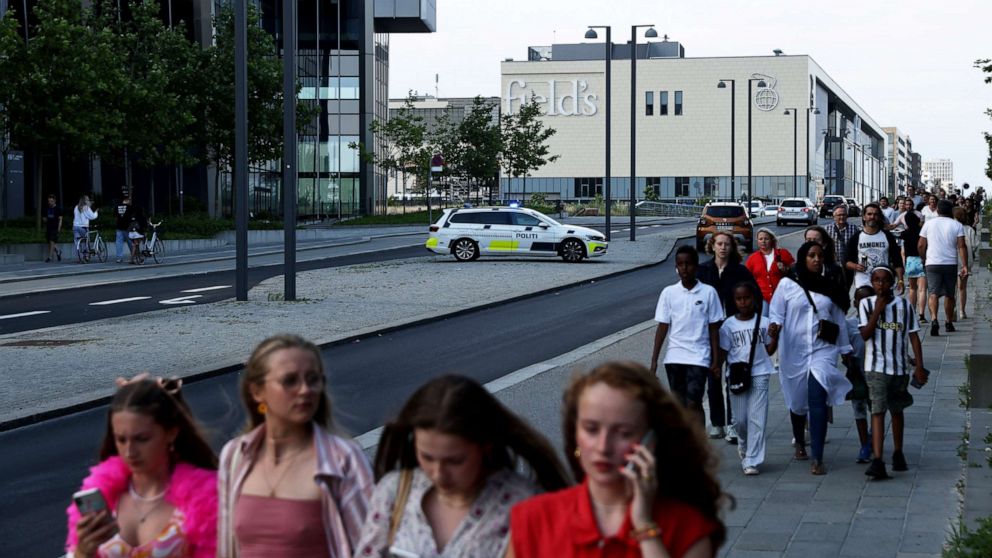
[459,96,501,203]
[976,59,992,181]
[357,96,431,197]
[202,3,313,217]
[500,95,559,200]
[5,0,127,229]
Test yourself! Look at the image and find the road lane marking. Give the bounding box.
[181,285,231,293]
[89,297,152,306]
[0,310,51,320]
[611,230,621,233]
[638,226,650,229]
[159,295,203,305]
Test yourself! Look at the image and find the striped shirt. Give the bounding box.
[859,295,920,375]
[825,222,861,266]
[218,423,374,558]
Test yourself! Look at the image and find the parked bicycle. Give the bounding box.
[75,227,107,263]
[131,221,165,265]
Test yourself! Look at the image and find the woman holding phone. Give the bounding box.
[65,376,218,558]
[217,334,373,557]
[508,362,725,558]
[354,375,568,557]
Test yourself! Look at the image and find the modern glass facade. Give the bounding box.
[501,175,814,203]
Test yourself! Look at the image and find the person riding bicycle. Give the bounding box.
[73,196,98,261]
[127,205,149,264]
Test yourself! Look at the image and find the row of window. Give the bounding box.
[644,91,683,116]
[448,211,544,226]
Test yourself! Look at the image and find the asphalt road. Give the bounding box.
[0,220,798,556]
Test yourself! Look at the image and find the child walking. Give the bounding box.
[859,266,928,479]
[846,286,875,464]
[717,282,778,475]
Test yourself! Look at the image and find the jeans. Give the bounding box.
[707,371,732,427]
[115,229,128,259]
[730,375,770,468]
[807,374,829,462]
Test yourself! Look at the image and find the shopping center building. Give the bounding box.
[500,40,889,205]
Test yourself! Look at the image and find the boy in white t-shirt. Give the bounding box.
[716,282,778,475]
[650,245,725,425]
[859,266,927,480]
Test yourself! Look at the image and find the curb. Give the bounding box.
[0,234,688,432]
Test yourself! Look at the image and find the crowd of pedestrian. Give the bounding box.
[61,185,984,558]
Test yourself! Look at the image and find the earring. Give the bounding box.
[574,447,581,459]
[258,402,267,415]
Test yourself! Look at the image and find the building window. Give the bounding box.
[674,91,683,115]
[645,91,653,116]
[574,177,603,198]
[645,177,660,198]
[675,176,690,198]
[704,177,718,197]
[659,91,668,115]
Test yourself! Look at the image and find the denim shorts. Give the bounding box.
[905,256,924,278]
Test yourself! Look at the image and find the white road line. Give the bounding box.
[89,297,152,306]
[651,224,661,227]
[181,285,231,293]
[610,230,621,233]
[159,295,202,305]
[622,228,631,231]
[0,310,51,320]
[638,226,650,229]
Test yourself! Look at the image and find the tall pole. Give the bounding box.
[784,108,797,197]
[719,79,736,200]
[747,79,753,204]
[604,27,611,241]
[234,0,248,301]
[806,109,811,199]
[282,0,297,301]
[629,27,636,241]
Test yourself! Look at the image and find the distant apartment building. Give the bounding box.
[909,151,923,189]
[924,158,954,187]
[883,127,910,197]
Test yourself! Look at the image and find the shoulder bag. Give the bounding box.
[799,283,840,345]
[728,316,761,395]
[387,469,414,548]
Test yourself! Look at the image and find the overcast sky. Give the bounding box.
[388,0,992,187]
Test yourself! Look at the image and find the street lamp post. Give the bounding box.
[746,78,766,204]
[586,26,611,240]
[629,24,657,241]
[806,106,819,199]
[783,108,798,197]
[233,0,248,301]
[281,0,297,301]
[717,79,735,200]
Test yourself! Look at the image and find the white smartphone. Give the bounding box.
[72,488,108,515]
[625,430,656,473]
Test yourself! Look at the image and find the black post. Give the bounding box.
[234,0,248,301]
[604,27,611,241]
[730,80,735,201]
[282,0,297,301]
[629,26,636,241]
[747,79,752,204]
[793,110,798,198]
[806,109,811,199]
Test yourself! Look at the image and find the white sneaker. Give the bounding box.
[708,425,724,438]
[744,466,760,476]
[725,425,739,444]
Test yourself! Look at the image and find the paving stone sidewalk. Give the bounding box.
[713,299,975,558]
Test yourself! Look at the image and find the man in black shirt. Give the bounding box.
[114,194,135,263]
[44,194,63,262]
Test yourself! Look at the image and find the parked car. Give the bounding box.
[696,202,754,253]
[777,198,818,226]
[845,198,861,217]
[762,205,780,217]
[818,195,847,217]
[748,200,765,218]
[425,207,607,263]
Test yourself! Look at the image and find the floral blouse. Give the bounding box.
[353,468,535,558]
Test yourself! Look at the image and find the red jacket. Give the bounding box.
[746,248,795,303]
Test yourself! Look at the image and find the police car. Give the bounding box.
[425,207,608,263]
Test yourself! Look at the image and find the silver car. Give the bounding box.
[776,198,818,226]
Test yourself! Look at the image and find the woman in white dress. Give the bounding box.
[768,241,853,475]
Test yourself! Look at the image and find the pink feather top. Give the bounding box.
[65,456,217,558]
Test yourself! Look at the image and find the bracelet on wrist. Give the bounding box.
[630,522,662,542]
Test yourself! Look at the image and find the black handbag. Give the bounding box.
[728,315,761,395]
[799,283,840,345]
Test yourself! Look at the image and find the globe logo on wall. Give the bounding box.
[752,73,779,112]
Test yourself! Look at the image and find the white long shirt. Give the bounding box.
[769,278,853,414]
[73,205,98,228]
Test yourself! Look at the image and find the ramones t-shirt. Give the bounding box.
[847,229,902,289]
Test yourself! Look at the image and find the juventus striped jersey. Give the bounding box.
[858,295,920,375]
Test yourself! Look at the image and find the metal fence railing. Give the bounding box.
[634,201,704,217]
